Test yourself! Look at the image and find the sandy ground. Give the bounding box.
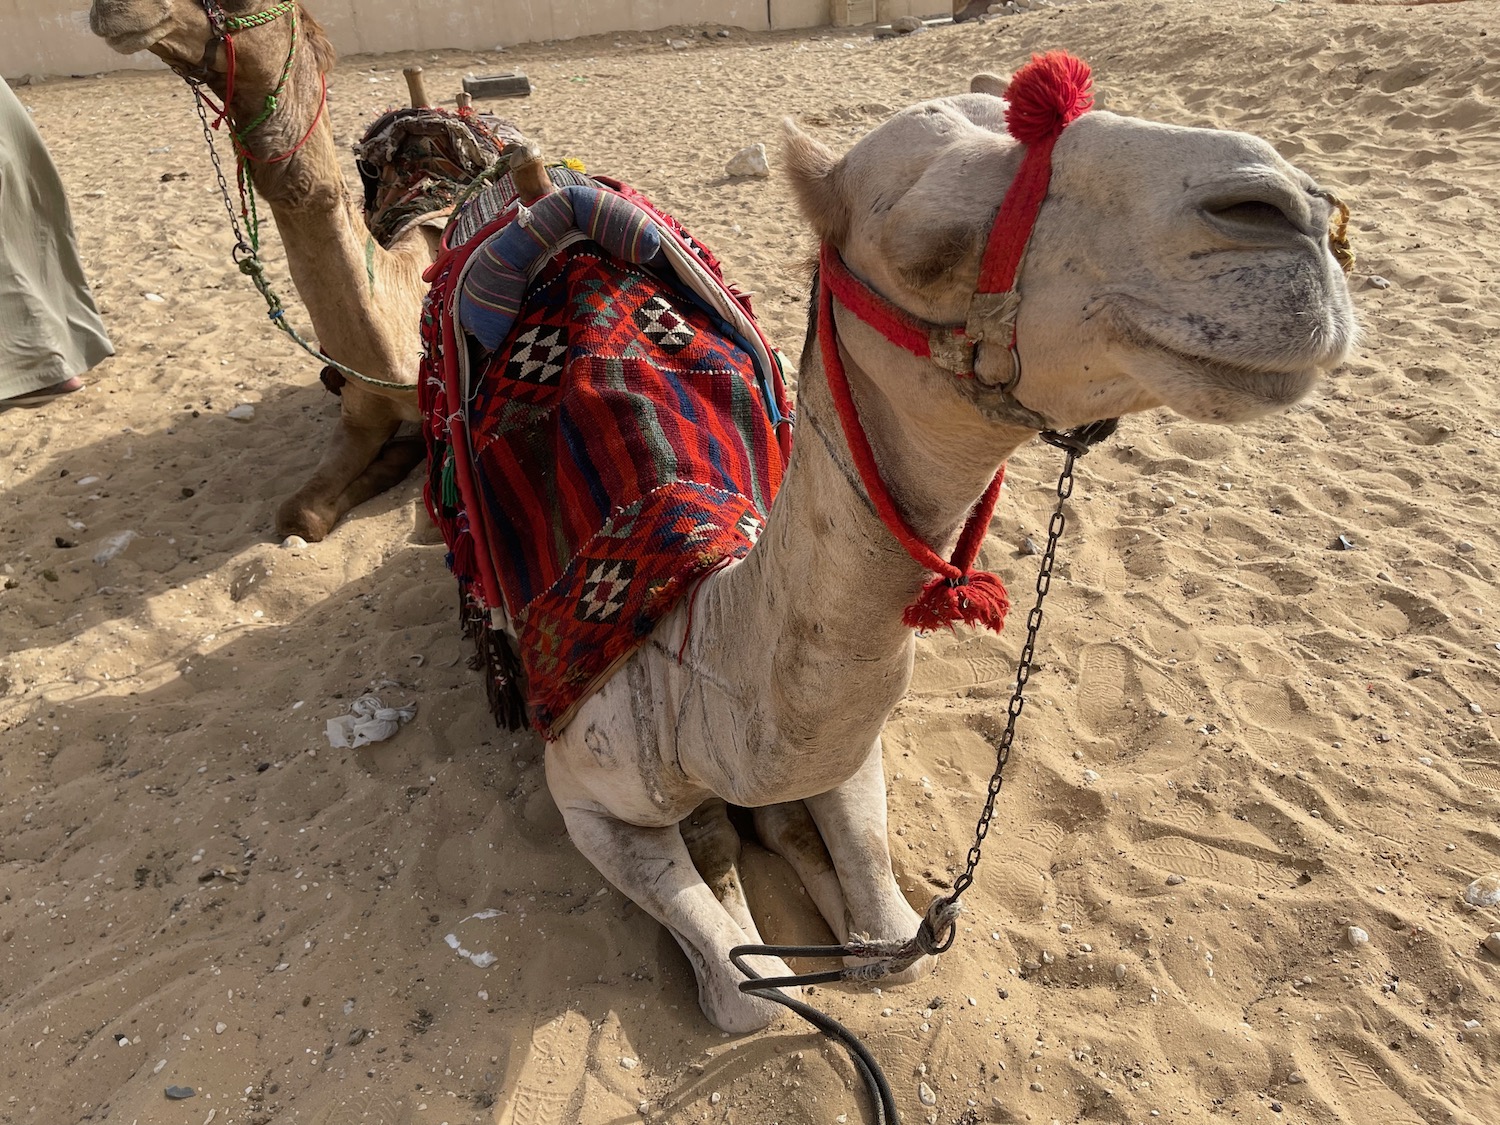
[4,1,1500,1123]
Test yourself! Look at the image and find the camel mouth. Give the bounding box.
[89,4,174,55]
[1120,337,1323,424]
[101,26,171,53]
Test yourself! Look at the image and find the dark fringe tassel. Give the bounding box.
[458,590,528,732]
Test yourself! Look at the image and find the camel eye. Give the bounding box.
[1206,199,1298,234]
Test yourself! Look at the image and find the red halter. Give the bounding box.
[818,52,1094,634]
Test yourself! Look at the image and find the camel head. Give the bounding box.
[785,67,1356,431]
[89,1,335,109]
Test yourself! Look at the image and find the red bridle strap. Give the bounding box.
[809,51,1095,634]
[817,269,1011,635]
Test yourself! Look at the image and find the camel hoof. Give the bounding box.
[275,502,333,544]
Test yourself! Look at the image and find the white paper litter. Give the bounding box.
[93,529,138,565]
[324,694,417,748]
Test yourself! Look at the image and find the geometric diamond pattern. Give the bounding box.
[505,325,568,384]
[575,557,636,623]
[632,295,696,353]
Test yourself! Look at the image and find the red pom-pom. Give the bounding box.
[902,571,1011,634]
[1004,51,1094,145]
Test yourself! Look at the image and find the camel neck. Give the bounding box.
[696,311,1034,750]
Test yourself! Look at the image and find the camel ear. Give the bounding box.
[782,118,849,245]
[970,73,1007,97]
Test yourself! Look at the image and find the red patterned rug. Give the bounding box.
[420,164,792,738]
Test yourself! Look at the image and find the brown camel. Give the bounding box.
[88,0,469,542]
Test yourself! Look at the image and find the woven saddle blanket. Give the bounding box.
[420,163,792,739]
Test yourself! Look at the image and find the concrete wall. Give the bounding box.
[2,1,944,80]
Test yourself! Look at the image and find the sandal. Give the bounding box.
[1,376,84,408]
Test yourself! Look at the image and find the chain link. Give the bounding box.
[935,418,1117,916]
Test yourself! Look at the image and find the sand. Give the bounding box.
[3,1,1499,1123]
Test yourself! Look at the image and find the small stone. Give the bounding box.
[918,1081,937,1106]
[165,1086,195,1100]
[891,15,925,32]
[144,292,165,303]
[716,29,731,38]
[1463,1019,1481,1029]
[710,1092,721,1105]
[1029,1081,1045,1093]
[724,142,771,178]
[214,1022,227,1034]
[666,38,689,49]
[1219,482,1233,491]
[1058,924,1072,934]
[1347,926,1370,947]
[1166,874,1186,886]
[1287,1072,1305,1085]
[1457,541,1476,553]
[280,535,308,550]
[1114,963,1128,981]
[1482,933,1500,958]
[619,1056,639,1070]
[1020,536,1040,556]
[1333,534,1357,551]
[226,404,255,421]
[1464,875,1500,908]
[1467,702,1484,715]
[1271,1102,1283,1113]
[1367,275,1391,289]
[1082,769,1100,784]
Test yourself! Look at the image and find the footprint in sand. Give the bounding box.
[1076,644,1136,736]
[1133,834,1288,893]
[1324,1049,1426,1125]
[495,1010,593,1125]
[305,1091,413,1125]
[989,820,1066,912]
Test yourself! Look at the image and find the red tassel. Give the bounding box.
[902,571,1011,634]
[450,526,478,583]
[1004,52,1094,145]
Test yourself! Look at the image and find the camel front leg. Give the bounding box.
[275,385,416,541]
[554,800,797,1033]
[803,738,932,985]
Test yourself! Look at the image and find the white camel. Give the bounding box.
[538,59,1356,1032]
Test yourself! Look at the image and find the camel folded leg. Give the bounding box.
[751,801,849,940]
[800,739,932,985]
[275,387,420,541]
[553,799,797,1033]
[681,797,761,938]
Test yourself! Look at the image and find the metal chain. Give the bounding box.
[945,438,1079,903]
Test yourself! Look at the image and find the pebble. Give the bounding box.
[1029,1081,1045,1092]
[1457,540,1476,553]
[891,15,925,32]
[1347,926,1370,947]
[1464,874,1500,908]
[1367,275,1391,289]
[1082,769,1100,784]
[1166,874,1186,886]
[918,1081,937,1106]
[226,404,256,421]
[1114,964,1128,981]
[667,38,689,49]
[1333,534,1357,550]
[1287,1072,1305,1084]
[710,1092,721,1105]
[1020,536,1040,555]
[619,1056,639,1070]
[214,1021,227,1034]
[164,1086,195,1100]
[280,535,308,550]
[724,142,771,178]
[1482,933,1500,958]
[144,292,165,303]
[1467,702,1484,715]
